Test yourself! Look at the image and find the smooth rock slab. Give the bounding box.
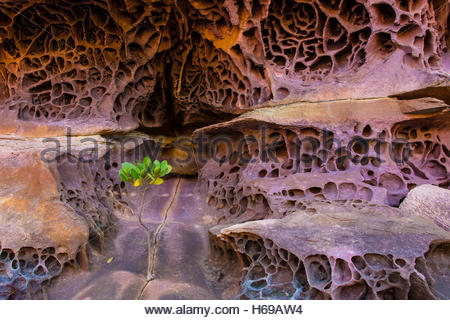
[400,184,450,231]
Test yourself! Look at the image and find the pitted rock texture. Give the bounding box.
[0,246,75,299]
[400,184,450,230]
[170,0,449,120]
[0,136,96,299]
[0,133,170,299]
[211,202,450,299]
[0,0,448,134]
[0,0,449,302]
[0,0,173,136]
[195,98,450,223]
[55,154,123,252]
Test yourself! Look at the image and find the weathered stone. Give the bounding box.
[0,135,103,298]
[400,184,450,231]
[213,202,450,299]
[45,178,220,300]
[196,98,450,223]
[0,0,449,302]
[104,132,198,176]
[0,1,448,131]
[73,271,147,300]
[0,0,171,136]
[171,0,450,123]
[398,97,449,115]
[139,280,214,300]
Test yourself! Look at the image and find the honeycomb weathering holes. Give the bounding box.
[200,121,449,222]
[0,0,448,128]
[0,1,171,129]
[0,0,449,300]
[217,232,444,299]
[0,246,73,299]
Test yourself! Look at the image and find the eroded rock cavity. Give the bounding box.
[0,0,448,134]
[196,98,450,223]
[0,0,449,301]
[211,203,450,299]
[199,98,450,299]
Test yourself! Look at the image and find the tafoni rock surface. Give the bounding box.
[0,0,449,300]
[212,202,449,299]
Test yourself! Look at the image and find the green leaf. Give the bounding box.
[153,166,161,177]
[130,167,140,180]
[160,160,167,171]
[121,162,136,174]
[136,161,143,171]
[143,157,151,170]
[119,170,129,182]
[152,160,161,175]
[161,161,172,176]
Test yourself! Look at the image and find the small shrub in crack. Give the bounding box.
[119,157,172,280]
[119,157,172,187]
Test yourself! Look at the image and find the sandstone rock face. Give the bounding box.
[44,177,221,300]
[0,0,448,134]
[104,132,198,176]
[212,202,450,299]
[0,133,170,299]
[196,98,450,223]
[0,136,95,299]
[0,0,449,302]
[400,184,450,230]
[0,1,172,136]
[194,97,450,300]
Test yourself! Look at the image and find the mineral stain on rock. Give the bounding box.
[0,0,449,300]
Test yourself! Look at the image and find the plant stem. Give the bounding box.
[138,186,149,233]
[137,186,153,280]
[137,177,182,299]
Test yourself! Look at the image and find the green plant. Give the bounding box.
[118,156,172,280]
[119,157,172,187]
